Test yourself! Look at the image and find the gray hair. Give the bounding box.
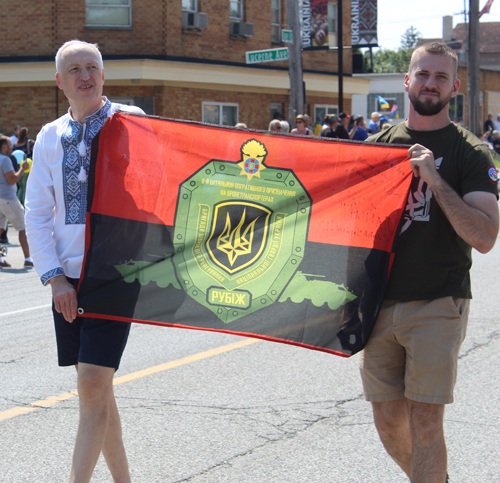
[55,40,103,73]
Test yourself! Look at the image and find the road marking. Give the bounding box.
[0,337,259,422]
[0,304,52,318]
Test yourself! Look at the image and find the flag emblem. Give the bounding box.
[172,140,312,323]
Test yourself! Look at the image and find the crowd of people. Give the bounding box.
[0,124,35,267]
[266,110,394,140]
[263,108,500,166]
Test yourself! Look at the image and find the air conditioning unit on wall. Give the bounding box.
[182,11,208,29]
[230,21,254,37]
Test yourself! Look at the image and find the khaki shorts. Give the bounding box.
[0,198,25,231]
[359,297,470,405]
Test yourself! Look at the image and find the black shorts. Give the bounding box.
[52,278,131,370]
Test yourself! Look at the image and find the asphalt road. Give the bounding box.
[0,227,499,482]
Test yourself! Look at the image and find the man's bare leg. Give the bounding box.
[69,363,130,483]
[18,229,30,258]
[102,392,131,482]
[373,399,447,483]
[407,400,447,483]
[372,399,412,478]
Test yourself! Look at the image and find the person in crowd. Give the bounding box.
[303,114,314,135]
[9,125,21,146]
[280,120,290,133]
[349,115,369,141]
[491,130,500,154]
[13,127,34,155]
[268,119,282,132]
[314,114,329,136]
[368,112,380,134]
[493,114,500,131]
[335,113,350,139]
[319,115,339,138]
[360,42,499,483]
[291,115,312,136]
[484,113,494,133]
[317,115,332,137]
[0,136,32,268]
[25,39,145,483]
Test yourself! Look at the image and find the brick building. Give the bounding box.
[0,0,369,138]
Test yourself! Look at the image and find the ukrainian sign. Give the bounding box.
[351,0,378,47]
[245,48,289,64]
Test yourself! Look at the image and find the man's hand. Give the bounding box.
[408,143,441,187]
[49,275,78,322]
[21,159,30,171]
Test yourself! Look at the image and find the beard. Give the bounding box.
[409,89,453,116]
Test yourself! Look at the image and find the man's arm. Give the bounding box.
[409,144,499,254]
[4,160,29,185]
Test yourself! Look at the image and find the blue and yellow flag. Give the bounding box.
[377,95,390,109]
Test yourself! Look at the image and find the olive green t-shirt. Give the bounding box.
[368,122,499,301]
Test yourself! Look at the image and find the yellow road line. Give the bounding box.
[0,337,259,423]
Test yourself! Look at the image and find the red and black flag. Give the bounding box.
[78,112,412,357]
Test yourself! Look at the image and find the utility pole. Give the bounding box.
[286,0,304,124]
[468,0,480,133]
[338,0,344,113]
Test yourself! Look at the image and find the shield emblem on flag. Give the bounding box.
[207,201,272,274]
[172,139,312,323]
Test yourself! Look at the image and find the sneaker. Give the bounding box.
[0,260,12,268]
[0,237,8,244]
[24,261,34,268]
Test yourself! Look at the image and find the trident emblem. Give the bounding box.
[217,209,258,266]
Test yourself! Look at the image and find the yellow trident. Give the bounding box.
[217,209,259,266]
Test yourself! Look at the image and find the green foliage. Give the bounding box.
[401,26,421,51]
[366,48,412,73]
[363,26,421,73]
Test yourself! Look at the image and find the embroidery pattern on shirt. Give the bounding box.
[61,99,111,225]
[41,267,65,285]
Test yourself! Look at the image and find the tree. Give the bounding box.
[363,26,421,73]
[400,26,421,51]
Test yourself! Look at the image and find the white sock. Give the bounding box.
[0,257,4,263]
[25,257,33,262]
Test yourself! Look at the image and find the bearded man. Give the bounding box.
[360,43,499,483]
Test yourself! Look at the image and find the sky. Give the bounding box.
[375,0,500,50]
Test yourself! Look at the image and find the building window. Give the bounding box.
[272,0,281,43]
[270,103,283,121]
[230,0,243,20]
[368,92,405,120]
[109,96,155,115]
[86,0,131,28]
[449,94,464,123]
[203,102,238,126]
[314,105,338,126]
[182,0,197,12]
[328,2,338,48]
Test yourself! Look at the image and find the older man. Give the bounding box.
[0,136,32,267]
[25,40,144,483]
[361,42,498,483]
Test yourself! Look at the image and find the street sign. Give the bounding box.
[245,48,289,64]
[282,29,293,43]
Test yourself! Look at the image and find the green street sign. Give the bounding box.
[245,48,289,64]
[282,29,293,43]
